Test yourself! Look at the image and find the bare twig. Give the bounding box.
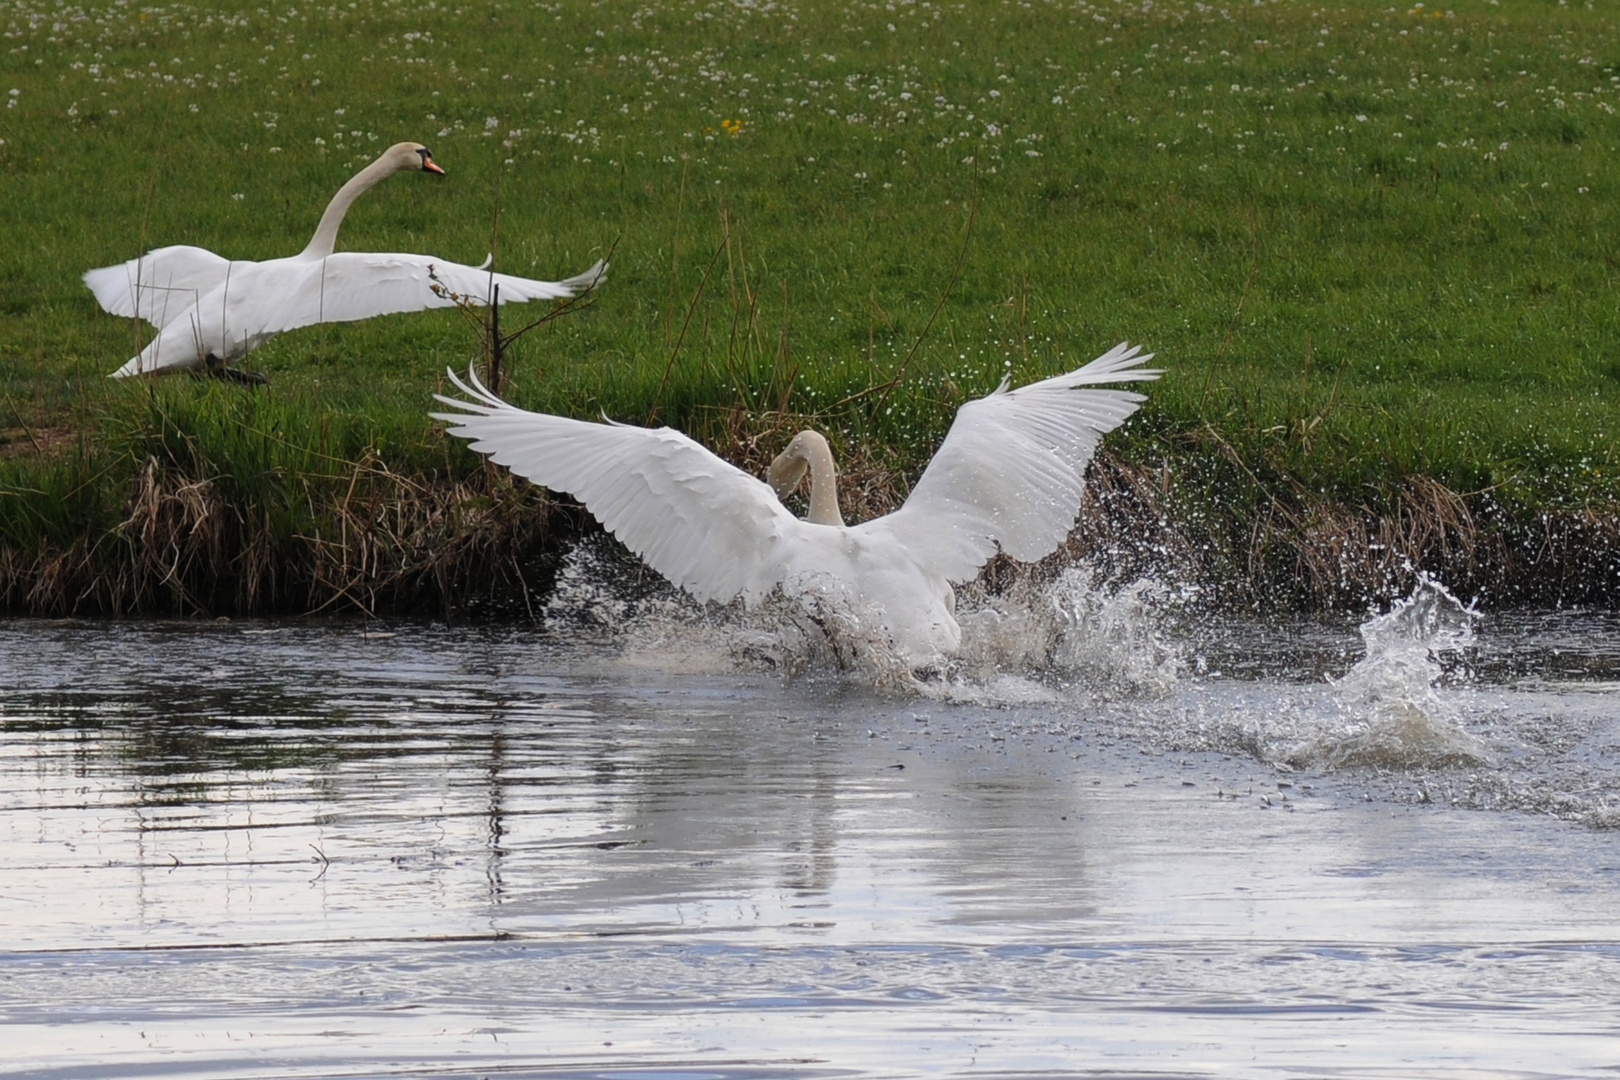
[2,391,43,457]
[648,233,727,425]
[1198,205,1261,412]
[838,174,980,413]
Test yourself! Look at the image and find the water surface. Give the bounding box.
[3,589,1620,1079]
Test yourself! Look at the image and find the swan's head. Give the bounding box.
[766,438,812,502]
[384,141,445,176]
[767,430,844,527]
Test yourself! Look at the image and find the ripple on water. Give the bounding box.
[3,565,1620,1077]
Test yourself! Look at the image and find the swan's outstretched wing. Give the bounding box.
[84,245,230,327]
[432,368,800,605]
[862,342,1159,582]
[104,256,608,378]
[269,254,607,331]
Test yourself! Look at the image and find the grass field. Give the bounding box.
[2,0,1618,608]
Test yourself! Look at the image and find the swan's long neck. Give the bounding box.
[297,153,401,260]
[770,431,845,527]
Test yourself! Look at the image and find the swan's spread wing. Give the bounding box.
[866,342,1159,582]
[84,246,230,327]
[432,369,799,605]
[257,254,607,332]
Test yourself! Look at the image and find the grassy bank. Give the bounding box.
[3,0,1619,615]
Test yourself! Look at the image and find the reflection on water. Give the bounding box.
[3,591,1620,1078]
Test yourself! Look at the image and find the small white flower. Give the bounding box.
[231,193,244,200]
[485,116,499,129]
[1355,114,1367,122]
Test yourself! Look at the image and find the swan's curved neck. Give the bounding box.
[769,431,844,527]
[297,153,400,260]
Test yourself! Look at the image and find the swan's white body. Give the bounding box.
[434,343,1159,666]
[87,142,607,378]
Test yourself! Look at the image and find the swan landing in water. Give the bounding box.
[433,343,1159,667]
[86,142,607,382]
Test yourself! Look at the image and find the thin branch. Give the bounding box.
[648,233,727,425]
[2,391,44,457]
[1198,204,1261,413]
[838,173,980,413]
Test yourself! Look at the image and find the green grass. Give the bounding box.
[3,0,1620,556]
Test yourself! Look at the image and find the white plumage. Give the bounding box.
[433,342,1160,666]
[86,142,607,379]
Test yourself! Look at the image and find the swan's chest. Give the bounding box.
[788,531,957,663]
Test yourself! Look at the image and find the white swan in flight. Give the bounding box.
[85,142,607,382]
[433,342,1159,667]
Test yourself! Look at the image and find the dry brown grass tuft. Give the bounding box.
[5,427,1620,620]
[1,454,571,620]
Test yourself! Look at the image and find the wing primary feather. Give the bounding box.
[867,342,1160,584]
[432,368,808,610]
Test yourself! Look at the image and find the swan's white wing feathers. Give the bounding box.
[102,256,607,377]
[84,245,231,327]
[864,342,1159,583]
[246,254,607,334]
[432,370,799,605]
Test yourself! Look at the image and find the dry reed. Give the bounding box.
[4,434,1620,619]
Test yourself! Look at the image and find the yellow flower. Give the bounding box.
[722,118,743,136]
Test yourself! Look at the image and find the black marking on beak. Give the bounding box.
[419,147,445,175]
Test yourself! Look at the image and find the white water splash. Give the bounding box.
[544,536,917,687]
[1287,574,1486,769]
[946,565,1184,700]
[544,538,1184,698]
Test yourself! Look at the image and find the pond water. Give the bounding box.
[3,571,1620,1079]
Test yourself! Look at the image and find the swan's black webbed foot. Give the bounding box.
[204,354,269,386]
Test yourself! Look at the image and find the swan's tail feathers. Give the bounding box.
[109,340,165,380]
[558,259,609,296]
